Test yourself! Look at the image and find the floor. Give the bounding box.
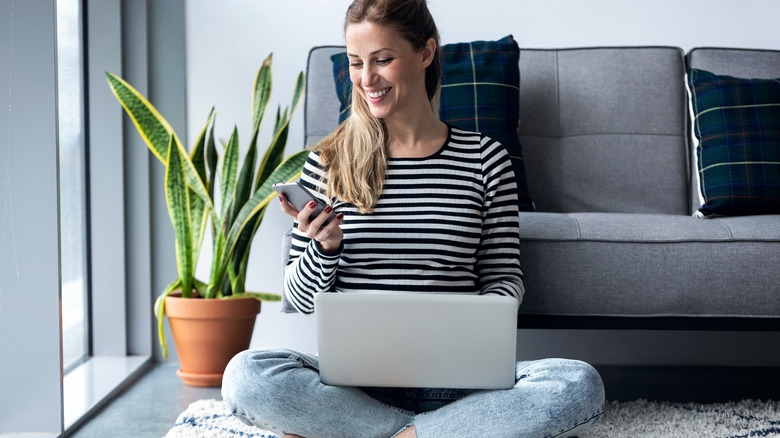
[68,363,780,437]
[68,362,221,438]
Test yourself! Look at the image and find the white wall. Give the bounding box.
[184,0,780,361]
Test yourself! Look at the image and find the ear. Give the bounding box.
[420,37,437,69]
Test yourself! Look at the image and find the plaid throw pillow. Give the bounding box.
[688,68,780,217]
[330,36,534,212]
[331,51,352,123]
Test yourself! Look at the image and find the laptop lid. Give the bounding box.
[314,292,517,390]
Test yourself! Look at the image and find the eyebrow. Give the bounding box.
[347,48,395,57]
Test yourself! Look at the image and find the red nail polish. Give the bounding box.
[324,206,333,214]
[336,213,344,220]
[309,201,317,209]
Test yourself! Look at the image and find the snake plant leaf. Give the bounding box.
[234,238,253,295]
[254,112,288,192]
[165,134,193,299]
[232,128,258,228]
[252,54,273,133]
[222,292,281,302]
[191,108,214,185]
[205,228,227,299]
[225,149,309,262]
[266,119,290,179]
[220,126,240,222]
[255,71,305,191]
[232,72,304,295]
[154,278,182,361]
[105,72,179,164]
[275,107,287,137]
[227,259,239,295]
[227,240,254,296]
[289,71,305,125]
[229,195,270,289]
[231,203,265,295]
[254,107,284,193]
[193,278,209,298]
[273,107,282,133]
[180,141,220,231]
[206,115,218,203]
[189,109,215,268]
[239,55,273,216]
[188,192,208,273]
[235,96,305,275]
[107,72,219,228]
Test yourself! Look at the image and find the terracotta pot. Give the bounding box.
[164,291,261,387]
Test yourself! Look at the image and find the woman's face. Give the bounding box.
[345,21,433,121]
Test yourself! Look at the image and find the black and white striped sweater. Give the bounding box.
[284,126,524,314]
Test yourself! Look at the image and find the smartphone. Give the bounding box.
[273,181,336,225]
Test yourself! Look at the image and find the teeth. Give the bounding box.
[367,88,389,98]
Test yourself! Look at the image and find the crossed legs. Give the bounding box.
[222,348,604,438]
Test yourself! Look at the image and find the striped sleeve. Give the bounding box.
[283,151,340,314]
[475,136,525,305]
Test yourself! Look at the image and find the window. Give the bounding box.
[57,0,90,373]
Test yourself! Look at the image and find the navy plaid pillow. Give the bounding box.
[330,36,534,212]
[688,68,780,217]
[331,51,352,123]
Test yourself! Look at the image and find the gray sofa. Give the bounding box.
[300,45,780,328]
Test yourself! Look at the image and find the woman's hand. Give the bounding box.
[279,194,344,253]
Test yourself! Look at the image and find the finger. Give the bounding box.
[311,213,345,245]
[278,194,301,219]
[320,212,344,234]
[297,201,319,234]
[307,205,334,232]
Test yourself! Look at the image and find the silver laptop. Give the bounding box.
[314,292,517,389]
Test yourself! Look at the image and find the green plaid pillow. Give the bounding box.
[330,36,534,212]
[688,68,780,217]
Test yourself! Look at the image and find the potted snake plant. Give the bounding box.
[106,54,308,386]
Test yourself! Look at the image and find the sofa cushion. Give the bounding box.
[516,47,690,214]
[687,68,780,217]
[517,212,780,318]
[329,36,534,212]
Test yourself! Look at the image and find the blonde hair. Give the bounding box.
[314,93,388,214]
[312,0,441,214]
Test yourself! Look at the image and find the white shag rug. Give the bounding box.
[164,398,780,438]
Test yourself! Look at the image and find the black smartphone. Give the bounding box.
[273,181,336,225]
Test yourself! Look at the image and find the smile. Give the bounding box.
[367,87,391,98]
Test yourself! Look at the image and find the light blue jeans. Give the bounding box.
[222,348,605,438]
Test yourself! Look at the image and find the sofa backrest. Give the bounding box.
[304,46,345,148]
[517,47,690,214]
[685,48,780,214]
[687,47,780,78]
[303,46,692,215]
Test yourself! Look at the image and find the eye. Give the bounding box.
[349,61,363,69]
[376,58,393,65]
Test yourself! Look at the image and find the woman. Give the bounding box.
[222,1,605,437]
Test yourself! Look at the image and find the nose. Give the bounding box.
[362,64,378,88]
